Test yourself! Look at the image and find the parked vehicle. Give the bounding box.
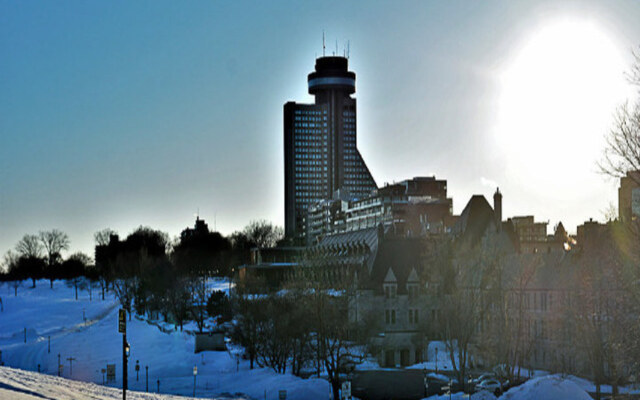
[475,378,503,395]
[473,373,496,384]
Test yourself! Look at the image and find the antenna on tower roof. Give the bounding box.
[322,31,325,57]
[335,39,338,56]
[347,41,350,59]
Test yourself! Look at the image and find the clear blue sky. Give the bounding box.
[2,1,640,259]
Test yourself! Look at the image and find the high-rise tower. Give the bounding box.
[284,56,377,242]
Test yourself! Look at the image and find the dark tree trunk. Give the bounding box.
[331,379,340,400]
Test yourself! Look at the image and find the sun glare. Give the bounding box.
[496,19,630,194]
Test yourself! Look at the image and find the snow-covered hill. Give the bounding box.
[0,280,329,400]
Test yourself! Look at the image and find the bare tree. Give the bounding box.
[600,49,640,179]
[4,250,22,295]
[62,252,91,300]
[94,228,117,247]
[572,234,628,400]
[14,236,46,288]
[243,220,284,248]
[189,275,209,333]
[39,230,70,288]
[231,274,269,369]
[16,234,43,258]
[288,265,365,400]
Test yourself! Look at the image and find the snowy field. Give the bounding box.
[0,279,329,400]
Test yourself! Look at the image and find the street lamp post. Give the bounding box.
[423,367,428,397]
[124,341,130,400]
[145,366,148,392]
[119,308,128,400]
[193,366,198,397]
[135,360,140,381]
[435,347,438,374]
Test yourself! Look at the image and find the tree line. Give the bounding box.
[0,220,283,332]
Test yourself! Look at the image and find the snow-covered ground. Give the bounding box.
[407,341,459,373]
[0,279,329,400]
[499,375,592,400]
[0,365,218,400]
[425,390,496,400]
[3,279,640,400]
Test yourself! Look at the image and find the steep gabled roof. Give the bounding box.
[452,195,518,253]
[453,195,496,248]
[383,268,397,283]
[364,236,425,295]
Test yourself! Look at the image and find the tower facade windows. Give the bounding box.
[284,56,377,242]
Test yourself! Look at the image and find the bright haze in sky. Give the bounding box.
[1,0,640,259]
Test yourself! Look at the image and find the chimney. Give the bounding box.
[494,187,502,232]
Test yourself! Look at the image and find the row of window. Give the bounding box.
[294,129,325,135]
[295,172,325,178]
[294,109,326,115]
[294,141,326,147]
[294,114,326,121]
[295,183,327,189]
[385,309,420,325]
[296,198,321,204]
[384,283,420,299]
[294,160,326,166]
[295,153,325,160]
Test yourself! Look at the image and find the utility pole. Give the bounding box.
[47,335,50,353]
[145,366,148,392]
[57,354,61,377]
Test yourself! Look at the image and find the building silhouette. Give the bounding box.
[284,56,377,243]
[618,170,640,223]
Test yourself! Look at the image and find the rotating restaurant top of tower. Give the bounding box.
[308,56,356,95]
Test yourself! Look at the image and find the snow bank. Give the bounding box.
[425,390,496,400]
[499,376,592,400]
[0,366,233,399]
